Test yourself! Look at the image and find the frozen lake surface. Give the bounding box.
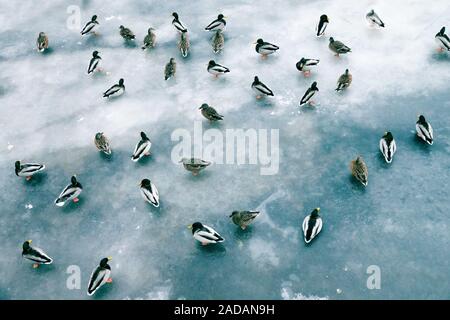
[0,0,449,299]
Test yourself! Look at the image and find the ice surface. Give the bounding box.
[1,0,450,299]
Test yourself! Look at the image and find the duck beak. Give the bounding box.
[27,240,32,244]
[107,256,112,261]
[187,224,193,229]
[316,208,320,211]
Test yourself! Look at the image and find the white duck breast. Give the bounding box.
[140,183,160,207]
[302,215,323,244]
[316,22,328,36]
[379,139,397,163]
[252,83,273,96]
[131,140,151,162]
[300,89,316,105]
[208,65,229,75]
[88,57,100,74]
[87,267,111,296]
[81,21,97,35]
[173,20,187,33]
[194,225,224,244]
[55,184,82,207]
[436,35,450,50]
[416,123,434,145]
[205,20,225,31]
[103,85,124,97]
[366,11,385,27]
[23,247,53,264]
[257,44,279,55]
[17,163,45,177]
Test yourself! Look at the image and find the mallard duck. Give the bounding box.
[36,32,48,52]
[87,257,112,296]
[296,58,320,77]
[15,161,45,180]
[22,240,53,268]
[172,12,187,33]
[252,76,274,99]
[350,156,368,186]
[179,31,190,57]
[131,131,152,162]
[435,27,450,52]
[140,179,159,207]
[335,69,352,91]
[316,15,329,37]
[205,14,226,32]
[255,38,279,58]
[300,81,319,106]
[207,60,230,77]
[55,175,83,206]
[87,51,101,74]
[103,78,125,98]
[416,115,434,145]
[94,132,111,155]
[142,27,156,50]
[165,58,176,80]
[180,158,211,175]
[329,37,351,56]
[199,103,223,121]
[189,222,224,245]
[230,211,260,230]
[302,208,323,244]
[366,10,385,28]
[212,30,224,53]
[119,25,135,40]
[81,15,99,35]
[379,132,396,163]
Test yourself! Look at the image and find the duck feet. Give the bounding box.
[73,198,79,203]
[106,278,113,283]
[26,176,32,181]
[145,152,151,156]
[201,242,208,246]
[303,71,311,77]
[261,54,267,60]
[192,171,198,176]
[256,95,262,100]
[32,263,39,269]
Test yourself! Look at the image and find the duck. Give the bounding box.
[300,81,319,106]
[207,60,230,77]
[416,115,434,145]
[350,156,368,186]
[180,158,211,175]
[55,175,83,206]
[335,69,352,91]
[87,51,101,74]
[94,132,111,155]
[119,25,135,40]
[87,257,112,296]
[142,27,156,50]
[212,30,224,53]
[296,58,320,77]
[140,179,159,207]
[36,32,48,52]
[103,78,125,98]
[255,38,279,58]
[131,131,152,162]
[172,12,187,33]
[199,103,223,121]
[178,31,190,57]
[435,27,450,52]
[189,222,224,245]
[230,211,260,230]
[15,160,45,181]
[316,14,329,37]
[329,37,351,56]
[302,208,323,244]
[81,15,99,35]
[165,58,176,80]
[366,10,385,28]
[252,76,274,99]
[22,240,53,268]
[205,14,226,32]
[379,132,397,163]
